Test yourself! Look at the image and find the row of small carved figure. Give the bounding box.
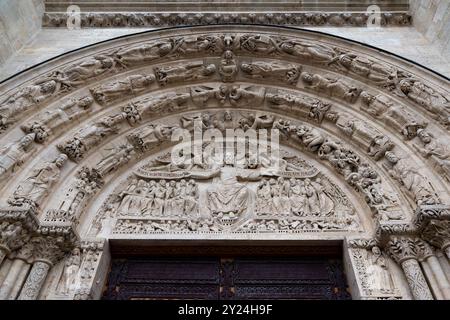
[232,217,359,232]
[113,218,220,233]
[2,31,448,139]
[43,12,412,28]
[116,179,199,217]
[256,177,337,217]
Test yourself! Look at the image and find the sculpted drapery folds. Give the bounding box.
[9,154,68,208]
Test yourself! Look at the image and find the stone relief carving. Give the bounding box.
[267,89,333,123]
[21,96,94,143]
[127,124,176,153]
[274,119,404,221]
[88,112,365,235]
[116,178,199,217]
[240,61,301,85]
[57,113,125,161]
[414,129,450,182]
[219,50,238,82]
[277,39,338,64]
[0,80,62,132]
[90,74,155,105]
[56,248,81,295]
[93,144,135,177]
[0,221,30,253]
[301,72,361,103]
[125,91,190,121]
[399,78,450,128]
[334,112,395,160]
[383,105,428,140]
[350,246,400,298]
[8,154,68,208]
[115,38,182,66]
[329,53,399,89]
[43,12,412,28]
[44,167,103,224]
[51,55,119,88]
[384,151,439,205]
[155,62,216,86]
[73,240,105,300]
[0,134,35,182]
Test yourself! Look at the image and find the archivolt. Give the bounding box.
[0,25,449,244]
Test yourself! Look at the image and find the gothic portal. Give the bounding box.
[0,24,449,300]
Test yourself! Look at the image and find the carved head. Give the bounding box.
[72,247,81,256]
[20,134,35,147]
[157,42,173,55]
[372,246,382,256]
[360,91,374,105]
[224,111,232,121]
[204,64,217,75]
[300,72,313,84]
[417,129,432,143]
[222,50,234,60]
[189,179,195,185]
[384,151,399,164]
[41,80,57,94]
[339,54,353,67]
[169,180,176,187]
[289,178,297,185]
[55,154,68,167]
[280,42,294,54]
[399,79,412,94]
[78,96,94,109]
[240,63,252,73]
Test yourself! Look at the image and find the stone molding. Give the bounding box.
[42,12,412,28]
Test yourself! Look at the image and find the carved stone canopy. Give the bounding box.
[0,25,448,248]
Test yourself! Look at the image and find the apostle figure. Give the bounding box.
[366,247,394,293]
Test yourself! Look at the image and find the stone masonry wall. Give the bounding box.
[410,0,450,63]
[0,0,44,66]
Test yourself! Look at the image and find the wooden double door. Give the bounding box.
[102,248,351,300]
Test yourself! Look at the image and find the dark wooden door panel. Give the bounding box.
[103,256,351,300]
